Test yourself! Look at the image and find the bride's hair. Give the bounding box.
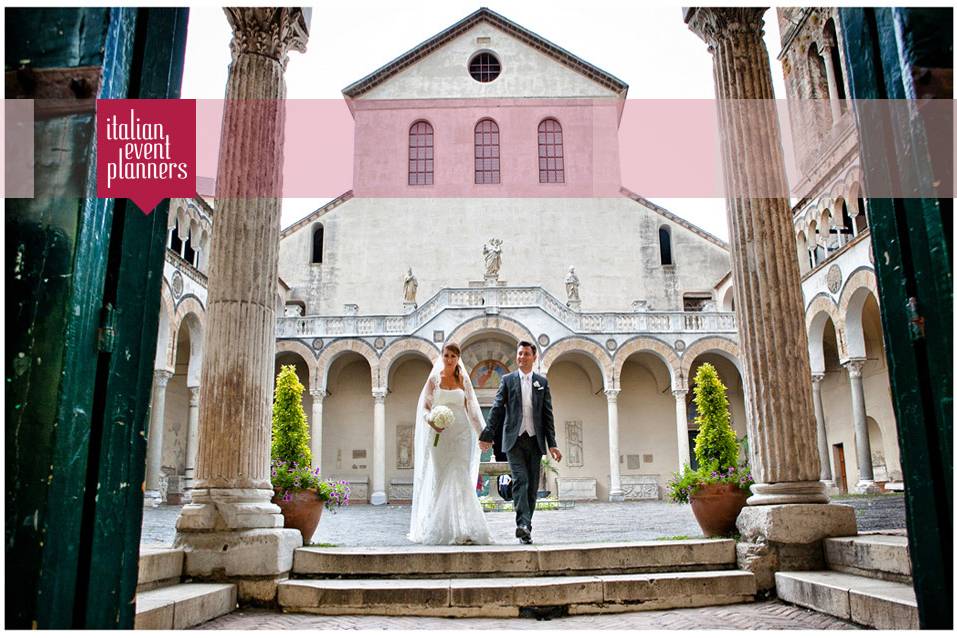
[443,342,463,385]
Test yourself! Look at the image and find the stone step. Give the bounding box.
[137,547,184,592]
[279,570,756,617]
[824,534,911,584]
[134,582,237,629]
[293,539,737,579]
[776,570,918,630]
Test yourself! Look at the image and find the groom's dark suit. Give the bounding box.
[480,370,556,534]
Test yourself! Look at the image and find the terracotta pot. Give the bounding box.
[272,488,326,543]
[689,483,749,537]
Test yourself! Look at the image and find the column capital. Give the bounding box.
[309,388,326,402]
[372,387,387,403]
[811,372,826,384]
[685,7,766,49]
[672,387,689,399]
[604,388,620,402]
[225,7,309,69]
[188,385,200,406]
[844,359,866,378]
[154,369,173,387]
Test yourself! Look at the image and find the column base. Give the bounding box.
[747,480,829,506]
[854,480,883,495]
[608,490,625,502]
[144,490,162,508]
[369,491,387,506]
[174,528,302,603]
[736,503,857,592]
[177,488,283,531]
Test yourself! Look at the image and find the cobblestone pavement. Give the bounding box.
[196,600,861,630]
[142,494,907,547]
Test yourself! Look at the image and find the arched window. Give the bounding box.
[807,44,832,129]
[824,19,847,108]
[855,197,868,233]
[537,118,564,183]
[474,119,500,184]
[408,121,433,185]
[311,224,324,264]
[659,225,673,265]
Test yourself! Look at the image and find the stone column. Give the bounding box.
[184,386,200,495]
[370,388,388,505]
[174,8,308,604]
[845,359,879,492]
[605,389,624,502]
[685,7,856,593]
[673,389,691,469]
[810,374,834,484]
[309,389,324,470]
[821,44,844,126]
[145,369,173,506]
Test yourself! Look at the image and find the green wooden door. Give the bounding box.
[838,7,952,629]
[5,8,188,629]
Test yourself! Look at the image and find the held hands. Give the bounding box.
[479,440,492,452]
[427,417,446,433]
[549,447,562,462]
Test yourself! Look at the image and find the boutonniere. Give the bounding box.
[533,380,543,390]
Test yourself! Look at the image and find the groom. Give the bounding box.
[480,341,562,544]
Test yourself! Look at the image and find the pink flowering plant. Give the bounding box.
[271,365,350,511]
[667,363,754,504]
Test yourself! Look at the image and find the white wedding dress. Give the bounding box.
[408,372,494,545]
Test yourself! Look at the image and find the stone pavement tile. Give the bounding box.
[195,600,862,630]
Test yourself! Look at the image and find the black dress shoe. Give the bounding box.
[516,525,531,543]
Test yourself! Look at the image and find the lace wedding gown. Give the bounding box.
[409,387,493,545]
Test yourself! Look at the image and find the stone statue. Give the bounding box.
[483,239,503,278]
[403,267,418,304]
[565,266,581,303]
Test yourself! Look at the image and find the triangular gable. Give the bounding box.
[620,187,730,251]
[280,190,354,239]
[342,7,628,98]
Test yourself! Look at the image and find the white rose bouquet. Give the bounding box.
[428,405,455,447]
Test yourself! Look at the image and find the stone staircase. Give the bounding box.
[134,547,237,629]
[279,539,756,618]
[776,532,918,629]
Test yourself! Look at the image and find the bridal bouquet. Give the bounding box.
[428,405,454,447]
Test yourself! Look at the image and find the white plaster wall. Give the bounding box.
[322,359,375,498]
[162,371,189,476]
[278,197,730,315]
[384,358,432,496]
[360,23,620,100]
[618,360,681,493]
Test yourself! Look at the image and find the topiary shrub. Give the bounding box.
[692,362,738,472]
[272,364,312,468]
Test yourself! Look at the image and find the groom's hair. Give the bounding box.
[517,340,537,356]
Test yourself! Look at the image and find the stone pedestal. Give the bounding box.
[145,369,173,507]
[736,504,857,592]
[173,7,309,604]
[605,389,624,502]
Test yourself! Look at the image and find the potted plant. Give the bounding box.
[271,365,349,544]
[539,456,560,498]
[667,363,754,537]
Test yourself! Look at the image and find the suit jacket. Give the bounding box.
[480,370,556,455]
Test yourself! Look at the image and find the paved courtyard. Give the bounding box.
[196,600,861,630]
[142,494,906,547]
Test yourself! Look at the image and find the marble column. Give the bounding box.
[821,44,844,126]
[145,369,173,506]
[184,386,200,495]
[845,359,878,492]
[810,374,834,484]
[370,388,387,505]
[174,8,308,603]
[309,389,324,471]
[673,389,691,470]
[685,8,856,593]
[686,8,826,506]
[605,389,624,502]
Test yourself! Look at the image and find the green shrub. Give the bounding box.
[692,363,738,472]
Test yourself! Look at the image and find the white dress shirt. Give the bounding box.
[519,371,535,437]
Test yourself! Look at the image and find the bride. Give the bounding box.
[408,342,493,545]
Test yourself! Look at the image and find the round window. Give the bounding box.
[469,52,501,82]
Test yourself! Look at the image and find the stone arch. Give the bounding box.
[541,337,613,389]
[170,296,206,380]
[839,268,880,360]
[613,336,680,390]
[679,337,742,387]
[316,338,380,393]
[805,293,843,372]
[378,337,441,389]
[276,339,319,390]
[445,315,535,352]
[719,285,735,312]
[155,283,176,370]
